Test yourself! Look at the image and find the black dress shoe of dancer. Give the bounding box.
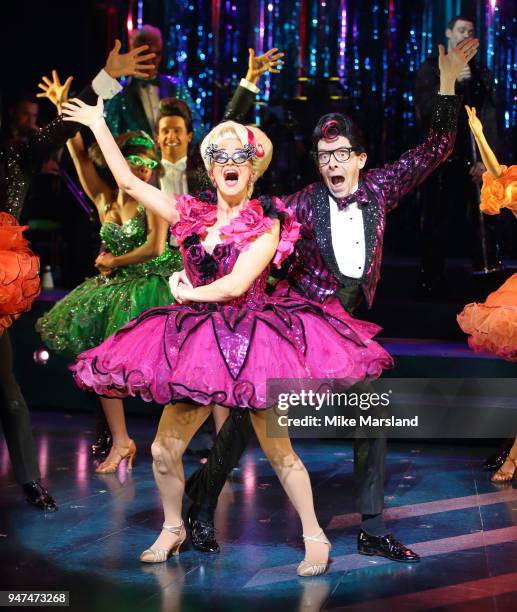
[484,440,513,470]
[187,506,220,553]
[91,430,112,459]
[357,530,419,563]
[22,481,58,512]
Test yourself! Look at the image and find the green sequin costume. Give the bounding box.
[36,205,182,355]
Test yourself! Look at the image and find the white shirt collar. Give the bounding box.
[162,156,187,170]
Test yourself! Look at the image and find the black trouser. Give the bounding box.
[0,331,40,484]
[185,283,386,517]
[421,158,500,280]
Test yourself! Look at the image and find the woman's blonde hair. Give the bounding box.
[200,121,272,197]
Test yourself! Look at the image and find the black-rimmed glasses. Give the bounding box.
[315,147,357,166]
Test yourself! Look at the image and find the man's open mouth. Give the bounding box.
[330,176,345,187]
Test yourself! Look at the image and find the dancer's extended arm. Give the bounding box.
[25,41,155,180]
[465,105,502,178]
[61,97,178,225]
[376,38,478,211]
[222,47,284,123]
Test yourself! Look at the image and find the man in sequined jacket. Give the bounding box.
[174,39,474,564]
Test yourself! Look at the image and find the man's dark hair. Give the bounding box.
[447,15,476,31]
[311,113,367,155]
[156,98,193,134]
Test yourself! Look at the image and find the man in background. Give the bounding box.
[416,15,500,299]
[104,24,204,142]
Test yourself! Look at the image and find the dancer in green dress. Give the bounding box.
[36,75,181,473]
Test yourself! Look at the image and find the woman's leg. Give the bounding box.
[97,397,132,467]
[147,402,213,551]
[249,410,329,565]
[213,404,230,434]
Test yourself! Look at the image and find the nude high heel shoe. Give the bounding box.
[140,521,186,563]
[297,529,332,577]
[95,439,136,474]
[491,456,517,483]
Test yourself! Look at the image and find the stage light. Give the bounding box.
[33,348,50,365]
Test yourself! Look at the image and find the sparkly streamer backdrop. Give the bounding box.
[126,0,515,161]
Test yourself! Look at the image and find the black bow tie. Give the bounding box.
[328,184,369,210]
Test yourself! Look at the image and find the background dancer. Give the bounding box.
[104,24,204,141]
[416,15,500,298]
[457,104,517,483]
[34,106,178,474]
[0,41,154,507]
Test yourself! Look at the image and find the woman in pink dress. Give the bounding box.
[61,98,393,575]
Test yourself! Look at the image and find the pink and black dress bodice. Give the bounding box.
[71,194,393,409]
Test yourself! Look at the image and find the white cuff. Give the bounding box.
[239,78,260,94]
[92,69,123,100]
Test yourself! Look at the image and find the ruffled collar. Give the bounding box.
[172,194,300,268]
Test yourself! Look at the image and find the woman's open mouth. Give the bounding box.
[223,168,239,187]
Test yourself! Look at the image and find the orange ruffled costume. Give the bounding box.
[0,212,40,335]
[479,165,517,216]
[457,165,517,361]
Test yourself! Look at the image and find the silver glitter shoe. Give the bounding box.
[297,529,331,577]
[140,521,186,563]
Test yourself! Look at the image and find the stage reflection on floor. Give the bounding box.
[1,410,517,612]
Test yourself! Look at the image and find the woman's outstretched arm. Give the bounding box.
[61,97,179,225]
[465,105,503,178]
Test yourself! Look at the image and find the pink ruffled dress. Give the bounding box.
[71,195,393,408]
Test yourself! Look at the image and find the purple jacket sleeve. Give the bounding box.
[282,183,316,223]
[368,94,460,212]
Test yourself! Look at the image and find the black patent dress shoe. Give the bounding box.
[91,431,112,459]
[484,440,513,471]
[187,507,220,553]
[22,481,58,512]
[357,530,419,563]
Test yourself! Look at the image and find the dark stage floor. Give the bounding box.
[1,410,517,611]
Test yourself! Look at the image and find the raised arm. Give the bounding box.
[61,97,178,225]
[177,221,280,303]
[66,132,113,212]
[465,105,502,178]
[222,47,284,123]
[37,70,115,214]
[373,38,478,211]
[23,42,156,179]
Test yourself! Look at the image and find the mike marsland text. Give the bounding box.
[276,415,419,427]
